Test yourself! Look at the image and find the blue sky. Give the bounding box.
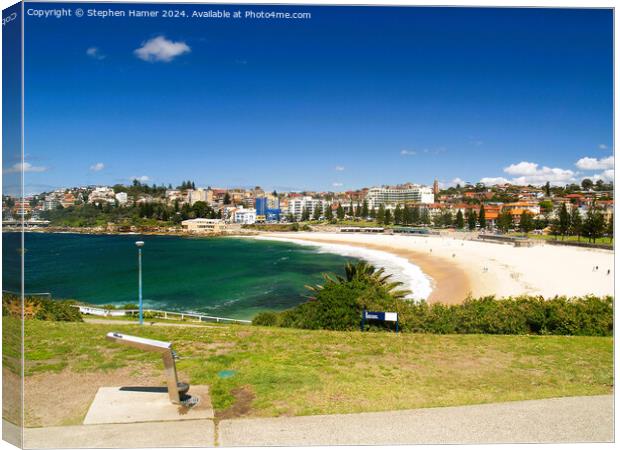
[16,4,614,194]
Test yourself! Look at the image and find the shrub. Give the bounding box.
[2,294,82,322]
[253,292,613,337]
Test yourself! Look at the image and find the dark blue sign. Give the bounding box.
[364,311,385,321]
[361,309,399,332]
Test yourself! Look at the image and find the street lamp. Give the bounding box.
[135,241,145,325]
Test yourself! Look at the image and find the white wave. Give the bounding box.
[253,236,433,300]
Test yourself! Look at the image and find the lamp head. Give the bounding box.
[135,241,145,248]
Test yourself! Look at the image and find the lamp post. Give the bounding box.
[135,241,145,325]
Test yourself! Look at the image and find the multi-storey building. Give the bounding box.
[366,184,434,208]
[288,196,323,220]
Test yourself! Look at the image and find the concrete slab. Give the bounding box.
[23,419,214,449]
[83,385,213,425]
[2,419,22,449]
[219,395,614,446]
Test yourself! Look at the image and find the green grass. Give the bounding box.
[11,317,614,418]
[510,233,613,245]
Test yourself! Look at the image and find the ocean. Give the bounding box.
[2,232,431,320]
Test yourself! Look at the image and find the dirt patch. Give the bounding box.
[24,364,161,427]
[3,368,22,424]
[215,386,255,420]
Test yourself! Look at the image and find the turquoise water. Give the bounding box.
[2,232,358,320]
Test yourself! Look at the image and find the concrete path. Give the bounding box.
[219,395,614,446]
[23,419,214,448]
[14,395,613,448]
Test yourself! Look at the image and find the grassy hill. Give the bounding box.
[5,317,613,427]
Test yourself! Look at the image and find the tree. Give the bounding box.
[402,205,410,226]
[306,261,410,300]
[467,210,477,230]
[361,200,369,218]
[223,192,231,205]
[607,214,613,241]
[539,200,554,214]
[337,205,345,220]
[355,203,361,217]
[544,181,551,197]
[192,201,209,218]
[557,203,571,239]
[569,207,582,241]
[412,206,421,225]
[349,200,355,216]
[325,205,334,221]
[519,211,535,233]
[394,205,403,225]
[496,211,513,233]
[478,205,486,229]
[420,208,430,225]
[582,207,605,243]
[376,205,385,225]
[301,207,310,222]
[384,209,392,225]
[581,178,594,191]
[455,210,465,229]
[441,210,453,227]
[313,204,322,221]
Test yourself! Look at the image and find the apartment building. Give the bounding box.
[366,184,434,208]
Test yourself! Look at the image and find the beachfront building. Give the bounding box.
[366,184,434,208]
[181,218,227,234]
[288,196,323,220]
[233,207,257,225]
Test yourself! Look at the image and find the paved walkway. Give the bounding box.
[14,395,613,448]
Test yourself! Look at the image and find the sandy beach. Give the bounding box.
[262,232,614,304]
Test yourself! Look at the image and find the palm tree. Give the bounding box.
[305,261,411,300]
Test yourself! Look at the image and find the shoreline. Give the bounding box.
[260,233,471,304]
[261,232,614,304]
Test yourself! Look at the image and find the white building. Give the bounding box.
[43,195,60,211]
[187,189,207,205]
[288,196,323,220]
[88,187,116,205]
[115,192,128,205]
[233,208,257,225]
[366,185,434,208]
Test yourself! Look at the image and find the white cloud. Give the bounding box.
[480,177,510,186]
[451,177,466,186]
[134,36,190,62]
[130,175,150,183]
[575,156,614,171]
[90,162,105,172]
[335,166,345,172]
[86,47,105,60]
[400,150,416,156]
[599,144,608,150]
[3,162,47,174]
[504,161,539,175]
[332,182,343,187]
[590,169,614,183]
[480,161,576,186]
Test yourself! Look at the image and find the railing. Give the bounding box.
[73,305,251,324]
